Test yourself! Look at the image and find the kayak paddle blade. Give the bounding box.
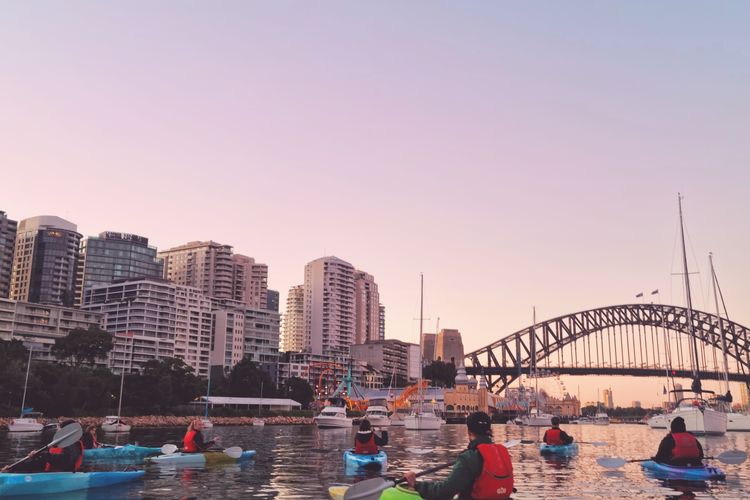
[342,478,394,500]
[596,457,627,469]
[717,449,748,465]
[223,446,243,459]
[51,423,84,449]
[585,441,609,447]
[502,439,522,448]
[161,444,179,455]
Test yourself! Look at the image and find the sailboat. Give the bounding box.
[102,338,132,433]
[405,274,443,431]
[8,345,43,433]
[253,381,265,426]
[519,308,553,427]
[594,391,610,425]
[663,194,726,435]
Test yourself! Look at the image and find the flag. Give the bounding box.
[636,292,644,298]
[651,289,659,295]
[663,386,667,395]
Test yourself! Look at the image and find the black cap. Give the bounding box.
[467,411,492,436]
[670,416,686,432]
[551,417,560,426]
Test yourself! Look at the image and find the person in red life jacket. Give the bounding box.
[81,425,101,449]
[653,416,704,466]
[543,417,574,445]
[353,419,388,454]
[183,419,220,453]
[403,411,515,500]
[2,419,84,473]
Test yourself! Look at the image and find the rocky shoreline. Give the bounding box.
[0,415,314,430]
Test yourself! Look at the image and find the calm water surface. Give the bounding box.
[2,424,750,499]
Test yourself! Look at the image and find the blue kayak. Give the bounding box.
[0,471,144,496]
[641,460,725,481]
[343,450,387,472]
[83,444,162,460]
[539,443,579,457]
[146,450,256,465]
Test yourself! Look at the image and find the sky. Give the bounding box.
[2,1,749,406]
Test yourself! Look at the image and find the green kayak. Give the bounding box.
[329,483,422,499]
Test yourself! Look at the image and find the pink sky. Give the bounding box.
[2,2,748,406]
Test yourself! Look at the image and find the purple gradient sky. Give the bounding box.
[2,2,749,406]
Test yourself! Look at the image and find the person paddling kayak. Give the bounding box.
[2,419,84,473]
[81,425,101,449]
[543,417,574,445]
[403,411,514,499]
[183,418,220,453]
[653,416,704,466]
[354,419,388,454]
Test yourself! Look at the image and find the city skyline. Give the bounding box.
[3,2,749,405]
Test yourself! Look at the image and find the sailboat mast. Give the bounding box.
[419,272,424,411]
[709,253,730,393]
[20,345,33,417]
[678,193,700,381]
[533,307,538,412]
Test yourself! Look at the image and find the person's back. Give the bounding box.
[653,416,704,466]
[543,417,574,445]
[353,419,388,454]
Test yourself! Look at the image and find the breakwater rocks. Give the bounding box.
[0,415,314,430]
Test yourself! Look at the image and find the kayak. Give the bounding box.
[641,460,726,481]
[0,471,145,496]
[328,484,421,500]
[539,443,579,457]
[343,449,387,472]
[83,444,162,460]
[146,450,256,465]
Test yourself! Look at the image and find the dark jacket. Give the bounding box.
[654,433,704,466]
[415,435,493,500]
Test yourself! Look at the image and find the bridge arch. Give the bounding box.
[464,303,750,393]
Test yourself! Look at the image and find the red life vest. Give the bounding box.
[470,444,514,500]
[544,428,563,445]
[184,430,198,453]
[671,432,700,460]
[354,433,378,454]
[44,441,84,472]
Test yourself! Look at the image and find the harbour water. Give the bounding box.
[2,423,750,499]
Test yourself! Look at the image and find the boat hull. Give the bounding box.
[0,471,144,496]
[146,450,256,465]
[101,423,131,433]
[641,460,725,481]
[539,443,579,457]
[315,416,352,428]
[520,415,553,427]
[343,450,387,473]
[666,407,726,435]
[7,420,43,433]
[404,414,442,430]
[647,415,667,429]
[727,412,750,432]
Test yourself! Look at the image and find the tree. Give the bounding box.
[52,326,113,366]
[422,360,457,388]
[282,377,314,409]
[226,357,276,397]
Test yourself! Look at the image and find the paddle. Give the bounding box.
[160,444,243,459]
[597,449,748,469]
[519,439,607,447]
[341,439,521,500]
[161,444,179,455]
[3,422,83,472]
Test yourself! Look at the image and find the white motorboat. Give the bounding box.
[572,416,593,425]
[665,399,726,436]
[727,412,750,432]
[364,405,391,427]
[252,418,265,426]
[647,414,668,429]
[200,418,214,429]
[594,412,610,425]
[405,407,443,430]
[315,405,352,428]
[519,408,553,427]
[101,415,131,433]
[8,417,43,433]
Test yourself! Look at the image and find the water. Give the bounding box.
[2,423,750,499]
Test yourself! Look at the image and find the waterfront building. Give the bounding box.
[421,333,436,364]
[408,343,421,381]
[281,285,305,352]
[543,393,581,417]
[350,339,419,384]
[0,211,17,298]
[159,241,235,300]
[211,308,246,373]
[378,304,385,340]
[211,299,281,373]
[632,400,642,408]
[444,365,502,420]
[0,297,104,361]
[231,254,268,309]
[10,216,82,306]
[603,388,614,409]
[303,256,356,357]
[75,232,163,305]
[82,278,213,376]
[267,289,280,312]
[436,328,464,365]
[353,271,380,344]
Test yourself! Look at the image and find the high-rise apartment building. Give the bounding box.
[422,333,437,364]
[602,388,614,409]
[82,279,213,376]
[211,308,246,372]
[354,271,380,344]
[436,328,465,365]
[10,216,82,306]
[281,285,305,352]
[350,339,419,384]
[378,304,385,341]
[267,289,279,312]
[76,232,163,305]
[0,211,18,298]
[159,241,234,299]
[304,256,355,357]
[231,254,268,309]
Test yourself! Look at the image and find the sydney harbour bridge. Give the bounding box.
[464,303,750,394]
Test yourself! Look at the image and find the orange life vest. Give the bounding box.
[44,441,84,472]
[183,430,198,453]
[354,433,378,455]
[544,428,563,445]
[470,443,514,500]
[671,432,700,460]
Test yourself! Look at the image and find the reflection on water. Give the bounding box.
[2,424,750,498]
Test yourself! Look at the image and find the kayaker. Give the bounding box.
[543,417,574,445]
[353,419,388,454]
[1,419,84,473]
[81,425,101,449]
[653,416,704,466]
[183,419,220,453]
[403,411,514,500]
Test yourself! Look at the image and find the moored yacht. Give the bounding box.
[364,405,391,427]
[594,412,610,425]
[665,398,726,435]
[101,415,131,433]
[647,414,668,429]
[404,406,443,430]
[315,398,352,428]
[520,408,554,427]
[727,412,750,432]
[8,416,43,433]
